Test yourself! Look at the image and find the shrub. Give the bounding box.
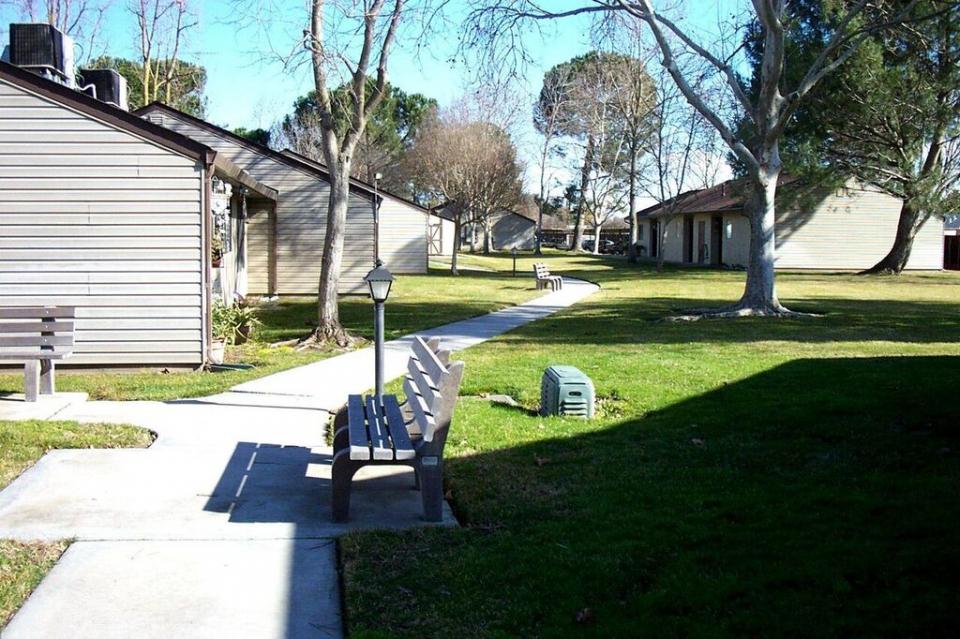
[212,300,260,345]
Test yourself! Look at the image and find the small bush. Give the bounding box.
[212,299,260,345]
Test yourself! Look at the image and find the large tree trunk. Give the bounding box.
[482,215,492,254]
[656,217,667,272]
[451,216,462,276]
[571,137,593,252]
[535,205,544,256]
[862,199,927,275]
[627,150,639,263]
[315,171,352,345]
[734,170,790,315]
[593,223,601,254]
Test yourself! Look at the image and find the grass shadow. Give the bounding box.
[341,355,960,637]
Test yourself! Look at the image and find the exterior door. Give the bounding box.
[683,217,694,263]
[697,220,707,264]
[428,221,443,256]
[946,236,960,270]
[711,216,723,266]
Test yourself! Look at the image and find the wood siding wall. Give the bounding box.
[0,78,205,366]
[653,185,944,270]
[775,185,942,270]
[491,212,536,251]
[149,112,377,294]
[378,196,427,273]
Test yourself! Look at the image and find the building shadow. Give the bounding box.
[339,355,960,636]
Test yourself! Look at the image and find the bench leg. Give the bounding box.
[332,426,349,454]
[23,361,39,402]
[331,450,362,522]
[40,360,55,395]
[418,456,444,522]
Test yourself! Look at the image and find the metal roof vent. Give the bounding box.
[8,23,75,88]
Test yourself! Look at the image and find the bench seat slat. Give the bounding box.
[0,321,75,333]
[382,394,415,460]
[403,376,437,441]
[347,395,370,461]
[0,352,69,360]
[412,336,448,385]
[0,335,74,347]
[0,307,75,320]
[366,395,394,461]
[407,356,441,411]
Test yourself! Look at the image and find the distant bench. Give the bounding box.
[533,262,563,291]
[0,306,75,402]
[331,336,465,522]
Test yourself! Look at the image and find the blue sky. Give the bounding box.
[1,1,742,191]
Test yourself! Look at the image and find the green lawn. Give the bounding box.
[0,268,540,401]
[340,253,960,638]
[0,420,152,628]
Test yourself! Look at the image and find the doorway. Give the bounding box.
[946,236,960,270]
[428,220,443,256]
[683,217,694,263]
[711,216,723,266]
[697,220,707,263]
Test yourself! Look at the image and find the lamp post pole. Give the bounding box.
[373,172,382,267]
[369,173,387,402]
[374,297,385,400]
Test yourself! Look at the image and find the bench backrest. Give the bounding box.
[0,306,76,360]
[533,263,552,279]
[402,335,465,456]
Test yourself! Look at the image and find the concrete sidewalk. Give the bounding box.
[0,277,598,639]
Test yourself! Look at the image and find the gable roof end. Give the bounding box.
[0,60,216,165]
[136,101,378,200]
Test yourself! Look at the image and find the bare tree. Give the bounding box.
[637,63,724,271]
[235,0,423,344]
[130,0,197,106]
[532,63,574,253]
[467,0,921,316]
[602,30,658,262]
[405,103,524,274]
[4,0,111,62]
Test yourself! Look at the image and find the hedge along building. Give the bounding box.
[638,177,944,270]
[0,60,277,367]
[137,104,431,300]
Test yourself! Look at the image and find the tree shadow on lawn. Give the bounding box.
[257,297,536,343]
[526,296,960,345]
[341,355,960,638]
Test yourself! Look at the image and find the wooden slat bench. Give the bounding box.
[0,306,75,402]
[331,336,465,522]
[533,262,563,291]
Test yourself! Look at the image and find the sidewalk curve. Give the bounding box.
[0,276,598,639]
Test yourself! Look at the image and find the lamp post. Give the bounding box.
[364,263,394,402]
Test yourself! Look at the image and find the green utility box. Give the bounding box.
[540,365,595,418]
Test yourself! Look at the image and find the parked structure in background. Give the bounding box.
[637,177,944,270]
[945,214,960,271]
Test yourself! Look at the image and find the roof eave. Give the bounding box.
[0,61,214,163]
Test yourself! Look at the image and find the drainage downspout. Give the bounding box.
[202,152,216,367]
